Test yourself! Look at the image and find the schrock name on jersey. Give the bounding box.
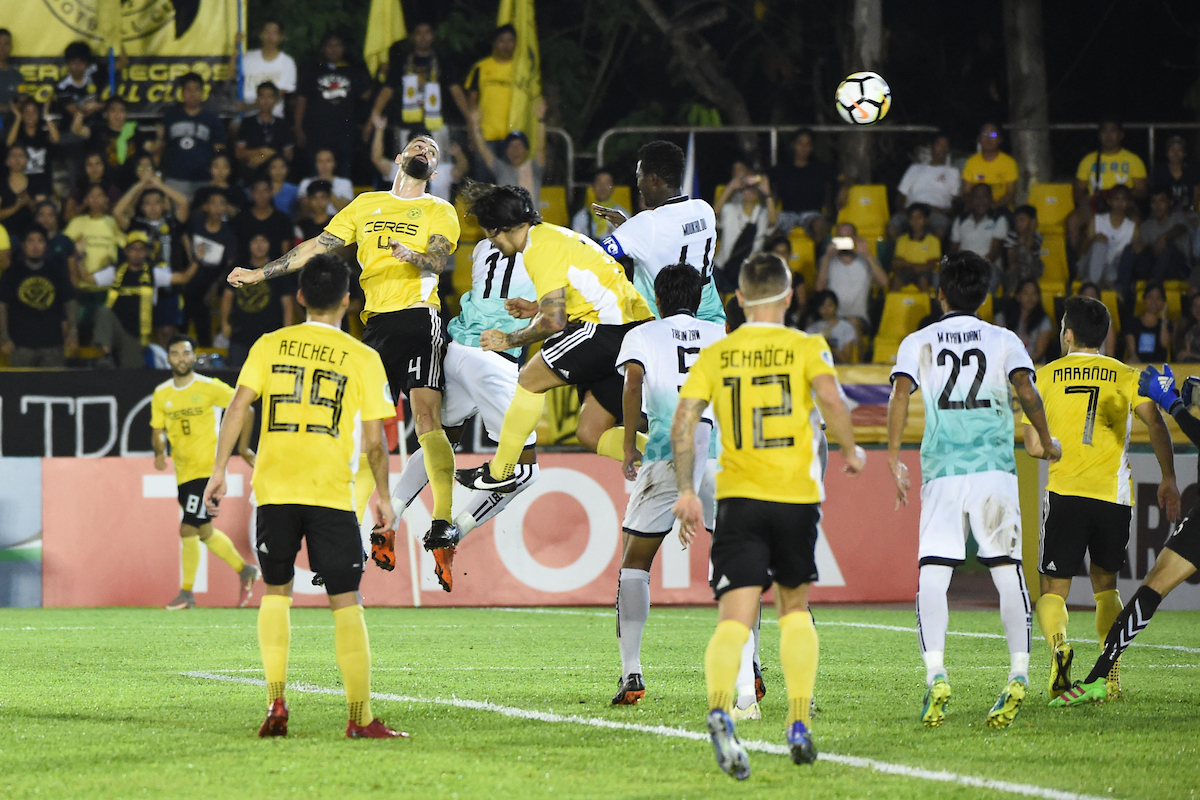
[936,329,982,344]
[719,347,796,368]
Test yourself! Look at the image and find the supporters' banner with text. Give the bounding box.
[6,0,243,112]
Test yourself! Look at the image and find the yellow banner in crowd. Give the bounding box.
[363,0,407,81]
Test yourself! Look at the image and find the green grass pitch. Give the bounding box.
[2,606,1198,799]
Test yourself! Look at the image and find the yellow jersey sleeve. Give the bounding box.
[429,200,461,254]
[805,335,838,380]
[523,236,569,300]
[237,338,270,398]
[211,378,236,408]
[150,390,166,429]
[679,347,716,404]
[324,194,366,246]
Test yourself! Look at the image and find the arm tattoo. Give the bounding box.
[405,234,454,274]
[317,231,346,250]
[261,250,297,280]
[261,232,346,280]
[504,291,567,348]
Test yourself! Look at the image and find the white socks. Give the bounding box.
[989,563,1031,682]
[917,564,953,685]
[391,448,429,514]
[616,568,651,678]
[734,606,762,709]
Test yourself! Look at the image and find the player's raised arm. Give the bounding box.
[204,385,260,515]
[812,373,865,475]
[1011,371,1061,463]
[887,374,913,508]
[479,288,566,352]
[227,231,346,287]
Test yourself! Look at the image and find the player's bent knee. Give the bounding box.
[319,568,363,597]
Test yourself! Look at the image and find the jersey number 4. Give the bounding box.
[936,349,991,410]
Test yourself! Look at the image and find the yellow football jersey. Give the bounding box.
[680,323,836,504]
[238,321,395,511]
[150,375,236,485]
[324,191,461,317]
[522,223,652,325]
[1024,352,1144,505]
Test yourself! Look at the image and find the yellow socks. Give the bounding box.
[180,535,201,591]
[595,428,649,461]
[419,430,456,521]
[333,604,373,725]
[258,594,292,701]
[1035,592,1069,649]
[490,384,544,480]
[1094,590,1122,641]
[203,529,245,573]
[779,611,819,726]
[704,619,750,712]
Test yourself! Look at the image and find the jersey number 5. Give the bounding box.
[722,374,794,449]
[936,349,991,410]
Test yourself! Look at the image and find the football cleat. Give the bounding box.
[432,546,456,592]
[423,519,462,551]
[258,698,288,737]
[730,702,761,722]
[611,673,645,705]
[706,709,750,781]
[986,677,1027,729]
[346,718,409,739]
[165,590,195,611]
[1049,642,1074,695]
[238,564,260,608]
[1050,678,1107,708]
[921,675,951,728]
[456,463,517,493]
[369,524,396,571]
[1105,659,1122,701]
[787,720,817,765]
[753,661,766,702]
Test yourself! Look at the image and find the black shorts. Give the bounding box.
[577,373,625,422]
[710,498,820,599]
[1039,492,1132,577]
[363,306,448,400]
[255,504,365,595]
[540,320,643,389]
[1165,503,1200,568]
[178,478,212,527]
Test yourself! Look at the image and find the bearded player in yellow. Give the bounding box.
[151,334,259,610]
[227,135,461,560]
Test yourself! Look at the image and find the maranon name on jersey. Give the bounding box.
[1051,365,1119,383]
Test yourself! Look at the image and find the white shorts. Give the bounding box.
[441,342,537,447]
[622,459,717,536]
[918,470,1022,566]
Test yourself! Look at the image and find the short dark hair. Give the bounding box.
[319,30,345,49]
[261,19,284,32]
[0,29,12,40]
[64,41,92,63]
[257,81,280,96]
[938,251,991,313]
[1108,183,1133,201]
[167,334,196,351]
[140,187,165,203]
[307,179,333,197]
[1144,280,1166,301]
[812,289,839,310]
[637,140,685,189]
[724,295,746,332]
[1014,204,1037,219]
[494,24,517,40]
[1062,295,1110,349]
[1150,187,1171,202]
[178,72,204,89]
[461,181,541,230]
[299,253,351,311]
[738,252,790,300]
[654,263,705,316]
[794,129,815,144]
[764,235,791,254]
[22,224,47,242]
[907,202,932,219]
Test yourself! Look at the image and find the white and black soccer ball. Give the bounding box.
[835,71,891,126]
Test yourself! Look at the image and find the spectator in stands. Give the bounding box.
[265,155,299,217]
[219,232,296,368]
[1172,291,1200,363]
[1151,135,1198,214]
[295,31,371,177]
[0,225,78,367]
[1078,183,1137,288]
[995,279,1051,364]
[890,203,941,291]
[154,73,227,200]
[295,180,333,241]
[1,144,35,238]
[298,149,353,215]
[113,170,190,233]
[1120,188,1191,288]
[893,132,958,238]
[65,151,121,220]
[7,95,59,199]
[34,201,74,266]
[1076,282,1118,355]
[1069,121,1148,253]
[55,41,101,121]
[961,123,1018,209]
[234,176,293,261]
[454,25,517,155]
[767,235,793,267]
[90,231,195,367]
[770,130,836,243]
[123,183,193,331]
[1125,281,1171,364]
[806,289,858,363]
[949,183,1008,285]
[72,97,147,184]
[66,185,124,309]
[0,30,18,110]
[714,163,775,282]
[470,98,546,201]
[815,223,888,335]
[785,271,811,330]
[724,293,746,332]
[195,153,247,211]
[235,82,294,174]
[235,20,296,117]
[185,189,236,345]
[572,170,627,242]
[1002,205,1043,297]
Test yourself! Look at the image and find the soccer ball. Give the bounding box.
[835,72,891,126]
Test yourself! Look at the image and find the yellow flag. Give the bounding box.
[364,0,408,81]
[497,0,542,147]
[95,0,123,54]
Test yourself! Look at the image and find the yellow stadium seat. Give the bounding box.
[976,292,994,323]
[452,245,474,301]
[872,290,931,364]
[455,195,484,244]
[837,185,890,235]
[1027,183,1074,236]
[1040,234,1069,285]
[1134,285,1183,320]
[539,186,570,227]
[1100,290,1121,333]
[788,228,816,284]
[1040,281,1065,300]
[584,185,632,215]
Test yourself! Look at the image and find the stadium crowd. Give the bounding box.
[1,22,1199,372]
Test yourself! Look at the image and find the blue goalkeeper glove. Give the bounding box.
[1139,364,1182,414]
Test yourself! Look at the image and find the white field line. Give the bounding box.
[197,663,1197,674]
[184,670,1125,800]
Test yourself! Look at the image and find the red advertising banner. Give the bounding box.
[41,451,921,608]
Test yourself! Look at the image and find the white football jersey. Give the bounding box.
[599,196,724,322]
[891,312,1035,483]
[616,313,725,463]
[446,240,537,358]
